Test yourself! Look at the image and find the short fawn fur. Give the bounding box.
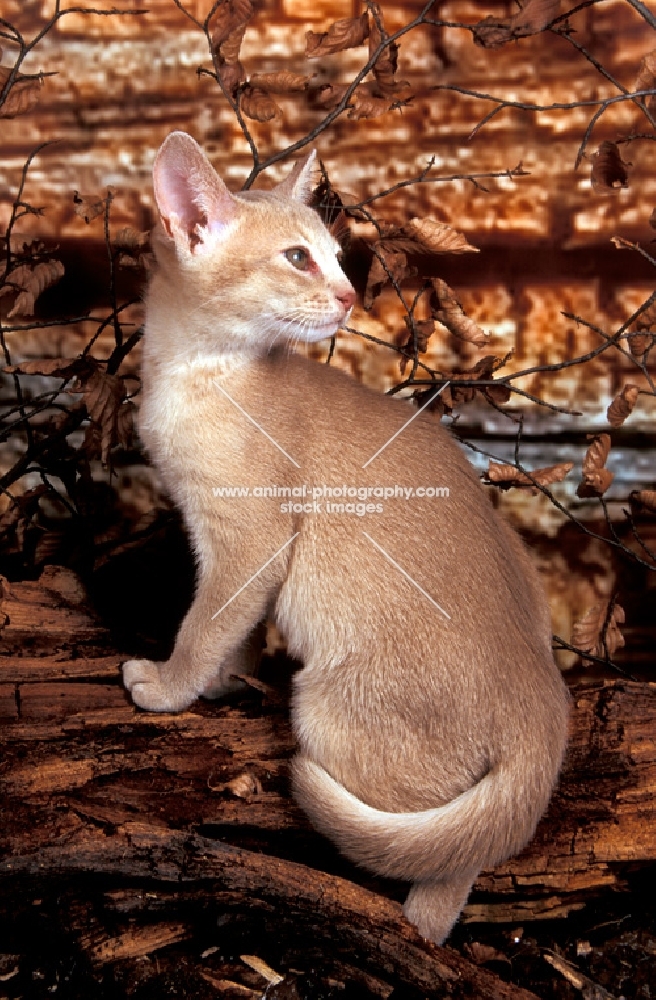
[123,132,570,944]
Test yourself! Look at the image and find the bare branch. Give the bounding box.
[625,0,656,30]
[349,163,529,210]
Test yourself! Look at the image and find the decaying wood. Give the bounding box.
[472,679,656,922]
[2,823,541,999]
[0,565,111,656]
[1,567,655,996]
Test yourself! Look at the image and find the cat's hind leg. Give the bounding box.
[403,871,478,945]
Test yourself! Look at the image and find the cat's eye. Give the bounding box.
[284,247,311,271]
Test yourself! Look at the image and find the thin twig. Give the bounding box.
[625,0,656,30]
[349,163,529,209]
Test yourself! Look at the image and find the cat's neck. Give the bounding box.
[143,248,268,377]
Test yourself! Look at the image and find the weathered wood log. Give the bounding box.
[1,822,542,999]
[4,672,656,913]
[1,567,655,997]
[0,566,111,656]
[471,679,656,922]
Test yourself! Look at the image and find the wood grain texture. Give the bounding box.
[1,568,654,995]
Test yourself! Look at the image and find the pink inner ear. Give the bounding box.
[154,163,203,237]
[153,133,236,244]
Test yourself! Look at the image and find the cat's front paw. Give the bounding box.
[122,658,187,712]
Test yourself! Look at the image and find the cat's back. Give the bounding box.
[258,355,566,812]
[250,350,554,652]
[256,349,478,480]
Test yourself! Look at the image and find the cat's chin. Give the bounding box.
[292,321,342,344]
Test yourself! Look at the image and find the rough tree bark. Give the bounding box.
[1,567,655,998]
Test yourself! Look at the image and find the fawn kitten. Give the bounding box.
[123,131,570,944]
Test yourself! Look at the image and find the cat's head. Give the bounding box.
[151,132,355,353]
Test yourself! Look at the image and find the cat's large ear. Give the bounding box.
[153,131,237,252]
[274,149,317,204]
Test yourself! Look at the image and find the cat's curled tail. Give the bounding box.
[291,740,565,942]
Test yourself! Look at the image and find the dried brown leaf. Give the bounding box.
[2,357,81,378]
[364,248,408,309]
[73,191,105,224]
[73,368,126,466]
[486,461,573,495]
[577,467,614,497]
[520,461,574,489]
[582,432,611,473]
[5,260,65,318]
[249,72,309,93]
[466,942,510,965]
[377,78,412,100]
[627,332,653,357]
[347,94,394,119]
[0,484,48,535]
[470,356,505,378]
[607,383,640,427]
[483,380,512,405]
[633,48,656,112]
[449,354,511,403]
[486,462,532,488]
[218,59,246,96]
[571,601,625,659]
[114,227,149,249]
[210,0,252,95]
[226,772,262,798]
[577,433,614,497]
[310,180,353,239]
[629,489,656,514]
[474,0,561,48]
[512,0,562,32]
[306,13,369,58]
[611,236,634,251]
[439,384,471,409]
[439,355,511,408]
[431,278,488,346]
[198,973,258,996]
[240,87,280,122]
[210,770,262,798]
[368,1,403,96]
[377,235,422,255]
[219,21,249,65]
[380,221,478,257]
[0,66,42,117]
[309,83,348,111]
[210,0,253,50]
[368,3,395,68]
[240,956,283,985]
[473,15,516,48]
[407,218,479,254]
[399,318,435,374]
[591,141,629,189]
[412,384,452,417]
[634,298,656,331]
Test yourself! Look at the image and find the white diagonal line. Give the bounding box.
[362,531,451,620]
[211,532,300,620]
[362,382,451,469]
[212,378,300,468]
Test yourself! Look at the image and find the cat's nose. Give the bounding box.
[336,287,356,312]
